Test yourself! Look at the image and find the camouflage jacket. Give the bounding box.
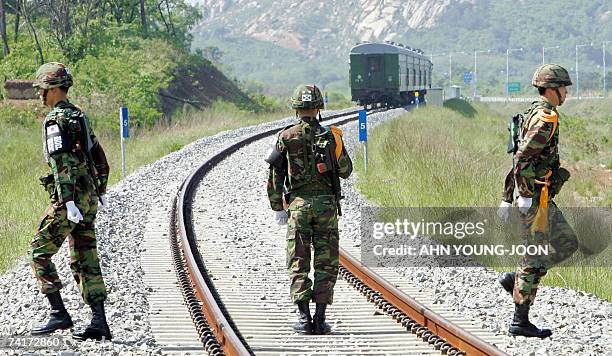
[43,100,108,203]
[503,98,560,201]
[267,117,353,211]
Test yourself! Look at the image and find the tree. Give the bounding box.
[140,0,147,34]
[0,0,9,55]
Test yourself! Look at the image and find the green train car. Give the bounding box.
[349,42,433,107]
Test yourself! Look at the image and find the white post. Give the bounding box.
[576,43,593,99]
[576,44,580,99]
[603,41,612,96]
[363,142,368,173]
[474,49,490,99]
[506,47,523,101]
[121,130,126,178]
[506,49,509,101]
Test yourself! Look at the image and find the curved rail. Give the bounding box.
[173,107,508,356]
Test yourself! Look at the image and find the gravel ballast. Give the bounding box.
[1,107,609,355]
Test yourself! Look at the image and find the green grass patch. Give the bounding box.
[0,100,290,273]
[356,100,611,300]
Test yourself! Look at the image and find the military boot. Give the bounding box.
[73,301,112,341]
[31,292,74,335]
[508,303,552,338]
[499,271,515,296]
[312,303,331,335]
[293,301,313,334]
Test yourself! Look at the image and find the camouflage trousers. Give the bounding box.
[29,188,107,305]
[286,193,339,305]
[514,198,578,305]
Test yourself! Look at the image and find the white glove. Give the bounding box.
[517,196,532,215]
[65,201,84,224]
[497,201,512,222]
[99,195,108,207]
[274,210,288,225]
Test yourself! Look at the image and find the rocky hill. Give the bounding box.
[193,0,467,57]
[191,0,611,95]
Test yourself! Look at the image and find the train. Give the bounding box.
[349,42,433,108]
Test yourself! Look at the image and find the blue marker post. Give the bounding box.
[358,110,368,172]
[120,107,129,178]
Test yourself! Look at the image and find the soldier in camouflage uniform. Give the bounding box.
[266,84,353,335]
[497,64,578,338]
[30,62,112,341]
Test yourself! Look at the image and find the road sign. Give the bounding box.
[358,110,367,142]
[463,71,473,84]
[507,82,521,93]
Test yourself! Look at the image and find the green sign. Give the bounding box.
[508,82,521,93]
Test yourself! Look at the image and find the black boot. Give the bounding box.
[508,303,552,338]
[312,303,331,335]
[293,300,313,334]
[499,271,515,296]
[31,292,74,335]
[73,301,112,341]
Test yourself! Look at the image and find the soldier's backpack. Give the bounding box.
[506,113,524,154]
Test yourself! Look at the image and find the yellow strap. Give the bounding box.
[531,170,552,234]
[330,126,343,160]
[536,110,558,141]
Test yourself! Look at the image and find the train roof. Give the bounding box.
[350,42,430,62]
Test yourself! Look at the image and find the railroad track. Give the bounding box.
[153,108,508,355]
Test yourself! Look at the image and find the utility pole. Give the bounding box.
[575,43,593,99]
[506,47,523,101]
[542,45,559,64]
[473,49,490,98]
[603,41,612,96]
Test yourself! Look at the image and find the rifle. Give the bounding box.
[76,114,102,201]
[326,138,343,216]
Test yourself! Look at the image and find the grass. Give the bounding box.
[0,100,290,273]
[355,99,611,300]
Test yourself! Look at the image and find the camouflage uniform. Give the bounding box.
[267,86,353,305]
[502,65,578,306]
[30,66,109,306]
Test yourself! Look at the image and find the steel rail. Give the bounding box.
[174,106,507,356]
[175,108,366,356]
[339,250,507,356]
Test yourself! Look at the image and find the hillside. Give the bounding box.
[191,0,612,96]
[0,0,260,130]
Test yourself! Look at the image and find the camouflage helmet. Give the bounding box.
[291,84,324,109]
[33,62,73,90]
[532,64,572,88]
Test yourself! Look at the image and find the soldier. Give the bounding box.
[266,84,353,335]
[497,64,578,338]
[30,62,112,341]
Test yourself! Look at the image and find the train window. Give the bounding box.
[368,57,381,72]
